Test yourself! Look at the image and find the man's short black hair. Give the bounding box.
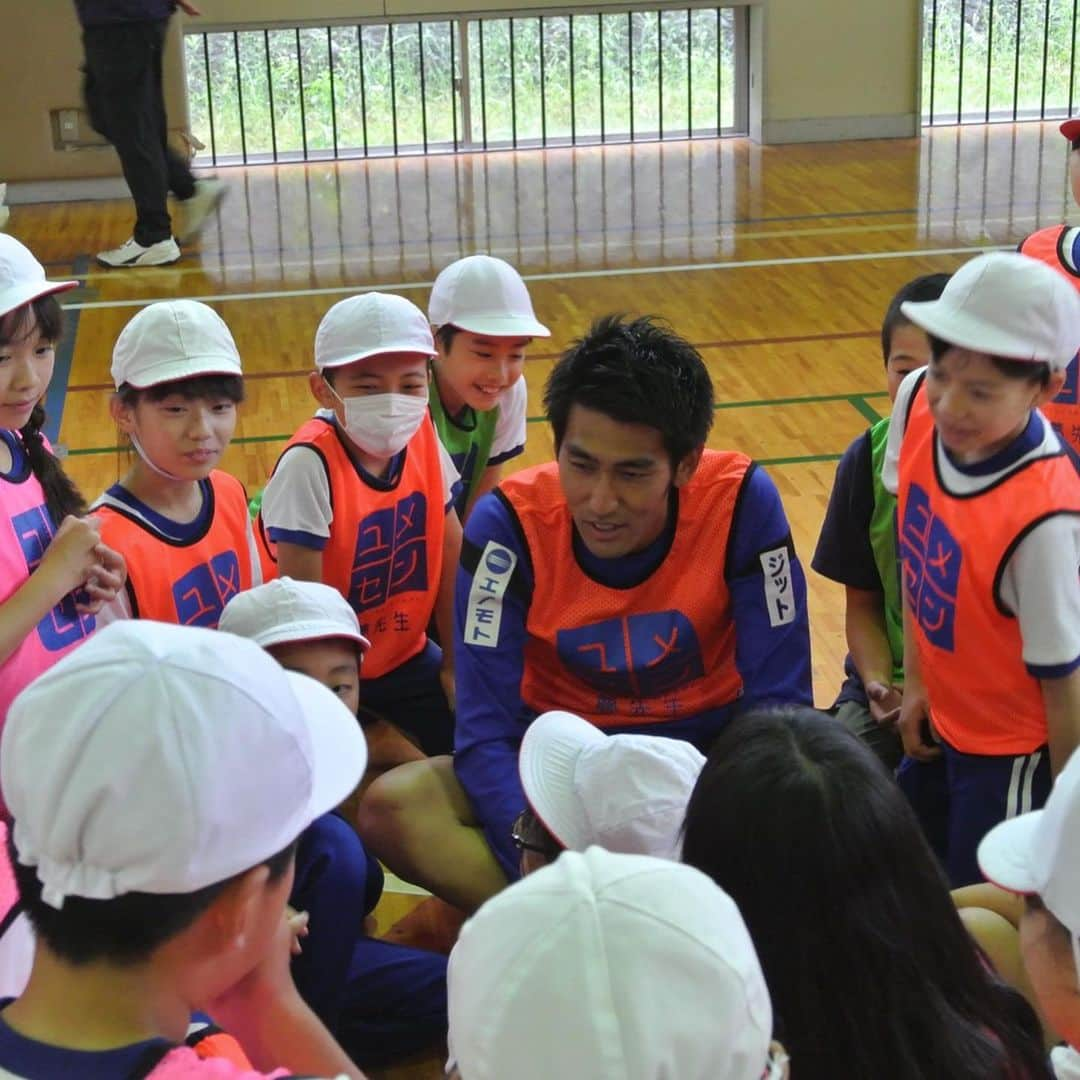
[11,834,297,968]
[543,315,714,466]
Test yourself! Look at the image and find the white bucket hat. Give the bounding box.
[1,621,367,909]
[519,710,704,859]
[111,300,243,390]
[900,251,1080,372]
[429,255,550,338]
[447,847,778,1080]
[979,748,1080,977]
[315,292,435,370]
[0,236,77,320]
[219,577,371,653]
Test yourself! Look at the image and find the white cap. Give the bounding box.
[219,577,371,653]
[315,292,435,370]
[428,255,550,338]
[1,621,367,910]
[0,235,77,320]
[447,847,776,1080]
[111,300,243,390]
[519,710,704,859]
[978,749,1080,938]
[901,251,1080,372]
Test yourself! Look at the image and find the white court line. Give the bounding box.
[67,243,1011,311]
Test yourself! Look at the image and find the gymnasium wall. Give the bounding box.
[0,0,920,185]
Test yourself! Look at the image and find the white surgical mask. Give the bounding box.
[328,385,429,458]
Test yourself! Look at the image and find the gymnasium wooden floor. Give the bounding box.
[7,119,1074,1078]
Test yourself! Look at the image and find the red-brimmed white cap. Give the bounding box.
[219,577,371,654]
[901,251,1080,372]
[429,255,550,338]
[111,300,242,390]
[0,236,77,321]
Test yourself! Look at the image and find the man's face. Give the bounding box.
[557,404,699,560]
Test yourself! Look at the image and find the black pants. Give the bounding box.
[82,19,196,245]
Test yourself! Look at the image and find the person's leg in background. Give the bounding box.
[82,20,179,265]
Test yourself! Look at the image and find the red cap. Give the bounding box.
[1060,117,1080,142]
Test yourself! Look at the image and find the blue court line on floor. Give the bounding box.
[44,254,91,445]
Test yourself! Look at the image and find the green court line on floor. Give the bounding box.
[66,390,892,456]
[523,389,890,423]
[847,395,885,424]
[65,435,844,469]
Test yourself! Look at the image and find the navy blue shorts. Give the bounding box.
[897,740,1050,887]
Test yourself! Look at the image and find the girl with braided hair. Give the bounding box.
[0,236,124,739]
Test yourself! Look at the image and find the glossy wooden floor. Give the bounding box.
[7,120,1073,1078]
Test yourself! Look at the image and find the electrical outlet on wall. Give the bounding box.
[58,110,80,141]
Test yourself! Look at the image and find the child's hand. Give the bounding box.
[286,904,310,956]
[897,685,941,761]
[865,681,903,728]
[205,904,305,1022]
[39,516,105,598]
[75,543,127,614]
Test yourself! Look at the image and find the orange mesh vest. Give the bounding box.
[1019,226,1080,454]
[259,416,445,680]
[897,379,1080,754]
[506,453,748,728]
[94,471,254,628]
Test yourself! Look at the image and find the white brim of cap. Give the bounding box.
[0,279,78,320]
[318,345,436,369]
[976,810,1043,894]
[122,356,242,388]
[518,711,604,849]
[249,619,371,654]
[284,669,368,817]
[900,298,1058,364]
[443,314,551,338]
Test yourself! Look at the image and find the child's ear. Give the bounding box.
[309,370,337,410]
[205,864,272,953]
[109,393,135,434]
[1038,369,1069,406]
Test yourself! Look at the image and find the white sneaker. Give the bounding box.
[175,179,226,243]
[96,236,181,268]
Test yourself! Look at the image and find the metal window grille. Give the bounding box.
[922,0,1080,124]
[183,5,749,165]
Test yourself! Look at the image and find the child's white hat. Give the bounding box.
[219,577,371,653]
[111,299,243,390]
[979,748,1080,938]
[900,251,1080,372]
[429,255,550,338]
[447,847,778,1080]
[1,621,367,910]
[519,710,704,859]
[315,292,435,370]
[0,236,77,320]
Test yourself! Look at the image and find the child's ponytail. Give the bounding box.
[20,403,86,525]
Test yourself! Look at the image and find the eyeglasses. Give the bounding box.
[511,808,562,858]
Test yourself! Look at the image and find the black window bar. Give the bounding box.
[923,0,1080,125]
[183,6,747,164]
